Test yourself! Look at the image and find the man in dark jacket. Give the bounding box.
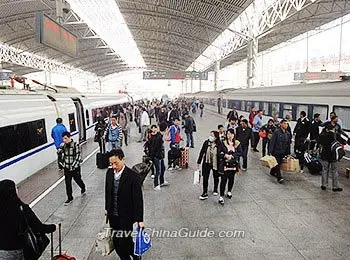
[57,132,86,205]
[149,125,168,191]
[227,107,239,121]
[319,125,343,192]
[269,119,291,183]
[183,113,196,148]
[293,111,310,153]
[105,149,144,260]
[309,113,322,150]
[236,119,253,171]
[158,106,168,125]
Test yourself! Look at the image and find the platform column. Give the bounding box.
[247,37,258,88]
[214,61,220,91]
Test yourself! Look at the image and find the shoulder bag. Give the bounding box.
[19,206,50,260]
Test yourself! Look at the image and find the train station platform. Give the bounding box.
[20,111,350,260]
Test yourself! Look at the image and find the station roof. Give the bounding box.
[218,0,350,70]
[0,0,253,77]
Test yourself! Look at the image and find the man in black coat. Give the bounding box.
[105,149,144,260]
[269,119,291,183]
[309,113,322,150]
[227,107,239,121]
[293,111,310,153]
[235,119,253,171]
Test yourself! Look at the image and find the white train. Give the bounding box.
[0,87,135,184]
[183,80,350,147]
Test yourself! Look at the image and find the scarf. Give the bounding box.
[205,142,217,170]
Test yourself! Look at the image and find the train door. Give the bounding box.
[71,98,86,143]
[217,98,222,114]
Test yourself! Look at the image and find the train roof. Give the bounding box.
[189,80,350,97]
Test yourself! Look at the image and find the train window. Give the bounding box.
[296,105,309,118]
[68,113,77,133]
[282,104,293,119]
[233,100,241,110]
[312,105,328,122]
[246,101,252,112]
[263,102,269,115]
[254,102,260,110]
[333,106,350,131]
[241,101,246,111]
[0,119,48,163]
[85,109,90,126]
[271,103,279,116]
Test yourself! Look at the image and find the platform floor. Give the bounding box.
[24,111,350,260]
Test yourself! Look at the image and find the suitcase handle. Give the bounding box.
[51,223,62,259]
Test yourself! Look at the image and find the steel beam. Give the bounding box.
[128,25,210,46]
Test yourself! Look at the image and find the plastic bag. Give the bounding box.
[193,169,201,185]
[134,226,152,256]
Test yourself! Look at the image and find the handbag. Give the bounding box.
[19,206,50,260]
[95,225,114,256]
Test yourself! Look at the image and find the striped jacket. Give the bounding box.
[57,140,81,171]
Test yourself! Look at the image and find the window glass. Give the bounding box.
[241,101,246,111]
[271,103,280,116]
[69,113,77,132]
[296,105,309,118]
[283,104,293,119]
[246,101,252,112]
[312,105,328,122]
[263,102,269,115]
[334,106,350,131]
[85,109,90,126]
[0,119,48,163]
[254,102,260,110]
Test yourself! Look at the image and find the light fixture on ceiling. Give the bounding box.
[67,0,146,68]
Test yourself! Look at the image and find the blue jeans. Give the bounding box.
[154,158,165,187]
[186,132,194,147]
[108,141,120,151]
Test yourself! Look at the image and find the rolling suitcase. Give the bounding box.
[96,153,109,169]
[304,152,322,175]
[179,147,189,169]
[51,224,76,260]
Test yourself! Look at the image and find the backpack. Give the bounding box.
[170,125,181,143]
[331,140,345,161]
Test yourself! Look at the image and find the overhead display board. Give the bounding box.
[36,13,77,57]
[294,72,340,81]
[143,71,208,80]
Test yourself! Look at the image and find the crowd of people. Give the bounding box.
[1,96,348,260]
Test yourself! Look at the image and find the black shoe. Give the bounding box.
[277,178,284,183]
[133,255,142,260]
[190,146,194,148]
[226,192,232,199]
[332,188,343,192]
[64,199,73,205]
[321,186,326,191]
[199,193,209,200]
[81,188,86,195]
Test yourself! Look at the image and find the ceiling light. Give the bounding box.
[67,0,146,68]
